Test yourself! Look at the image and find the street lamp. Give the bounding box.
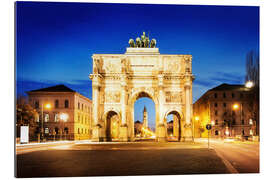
[233,103,239,110]
[40,103,51,142]
[245,81,254,88]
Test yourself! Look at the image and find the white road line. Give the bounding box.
[214,149,238,173]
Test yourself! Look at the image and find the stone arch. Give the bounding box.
[127,90,159,141]
[164,109,183,141]
[104,110,121,142]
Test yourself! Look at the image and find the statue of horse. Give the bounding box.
[150,39,156,48]
[128,39,135,47]
[144,37,150,48]
[136,37,141,48]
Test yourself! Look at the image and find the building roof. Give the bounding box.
[209,83,245,91]
[28,84,76,93]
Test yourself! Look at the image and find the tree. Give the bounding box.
[245,50,260,136]
[245,50,259,86]
[16,96,39,138]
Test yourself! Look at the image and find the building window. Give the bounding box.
[215,110,218,116]
[78,114,80,123]
[64,127,69,134]
[232,93,235,98]
[223,93,226,98]
[78,128,80,134]
[55,100,59,108]
[64,100,69,108]
[250,129,253,135]
[35,101,39,109]
[214,103,218,107]
[224,112,227,116]
[82,104,84,111]
[232,110,235,116]
[223,103,226,108]
[215,130,219,135]
[44,114,49,122]
[54,113,59,122]
[78,102,80,109]
[242,119,245,125]
[214,93,217,98]
[249,119,253,125]
[242,129,245,135]
[215,120,218,125]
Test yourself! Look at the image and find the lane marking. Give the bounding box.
[213,149,238,173]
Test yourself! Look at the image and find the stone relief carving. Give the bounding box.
[103,91,121,103]
[165,91,183,103]
[105,62,118,73]
[166,61,180,72]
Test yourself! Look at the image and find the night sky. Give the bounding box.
[16,2,259,128]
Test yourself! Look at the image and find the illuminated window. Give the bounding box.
[44,114,49,122]
[250,129,253,135]
[249,119,253,125]
[54,113,59,122]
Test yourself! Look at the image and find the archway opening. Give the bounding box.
[105,111,120,142]
[134,94,156,141]
[166,111,181,141]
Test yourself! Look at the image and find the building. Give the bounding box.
[142,106,148,128]
[193,83,257,139]
[27,85,92,141]
[90,32,194,142]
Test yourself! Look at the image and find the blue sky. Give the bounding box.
[16,2,259,128]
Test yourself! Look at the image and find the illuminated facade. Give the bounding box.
[193,83,257,139]
[27,85,92,140]
[90,44,194,142]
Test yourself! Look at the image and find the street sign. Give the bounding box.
[206,124,212,130]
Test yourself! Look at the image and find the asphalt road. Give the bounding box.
[206,139,259,173]
[15,141,229,177]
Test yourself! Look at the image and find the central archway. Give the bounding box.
[127,91,159,141]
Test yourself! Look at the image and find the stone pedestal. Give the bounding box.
[119,125,128,142]
[156,124,166,142]
[91,125,101,142]
[182,125,193,142]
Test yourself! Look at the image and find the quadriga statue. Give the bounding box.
[144,37,150,48]
[150,39,156,48]
[129,39,135,47]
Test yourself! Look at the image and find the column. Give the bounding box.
[157,73,166,142]
[119,75,128,141]
[183,80,193,141]
[91,75,101,142]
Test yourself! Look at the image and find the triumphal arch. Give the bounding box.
[89,33,194,142]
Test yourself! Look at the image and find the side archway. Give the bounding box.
[164,110,183,141]
[103,110,121,142]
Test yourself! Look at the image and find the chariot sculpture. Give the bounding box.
[129,32,156,48]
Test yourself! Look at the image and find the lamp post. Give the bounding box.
[40,103,51,142]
